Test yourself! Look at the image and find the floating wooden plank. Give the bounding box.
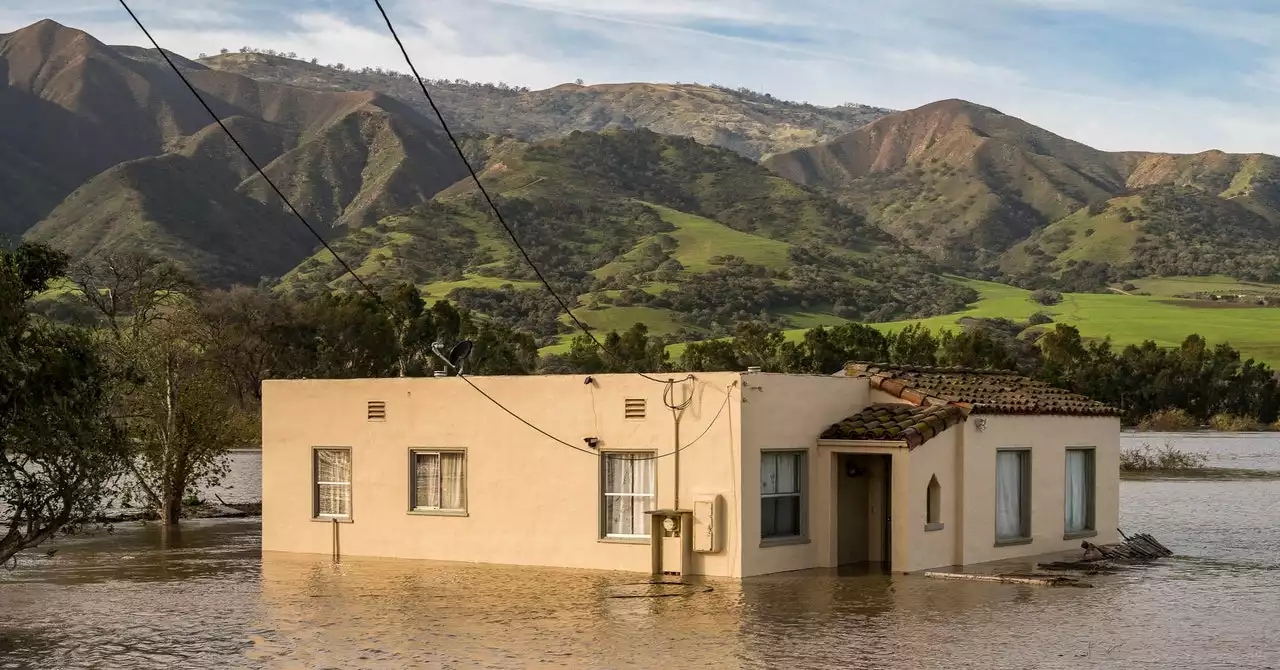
[924,571,1089,587]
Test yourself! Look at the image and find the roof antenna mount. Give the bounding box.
[431,339,474,376]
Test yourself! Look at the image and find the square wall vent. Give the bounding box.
[367,401,387,421]
[624,398,646,420]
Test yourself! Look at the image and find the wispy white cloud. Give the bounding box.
[7,0,1280,154]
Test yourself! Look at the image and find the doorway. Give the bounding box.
[836,454,892,567]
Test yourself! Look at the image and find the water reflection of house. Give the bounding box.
[262,363,1120,577]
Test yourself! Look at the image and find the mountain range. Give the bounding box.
[7,19,1280,342]
[764,100,1280,280]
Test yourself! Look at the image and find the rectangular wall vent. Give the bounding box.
[624,398,646,420]
[367,401,386,421]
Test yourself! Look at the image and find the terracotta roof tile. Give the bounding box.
[846,363,1121,417]
[821,403,969,448]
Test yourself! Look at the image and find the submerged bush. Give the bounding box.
[1137,408,1197,432]
[1209,413,1260,432]
[1120,441,1208,471]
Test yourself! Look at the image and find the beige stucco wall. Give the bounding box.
[958,414,1121,565]
[902,426,960,572]
[262,373,745,576]
[735,373,868,577]
[263,370,1120,579]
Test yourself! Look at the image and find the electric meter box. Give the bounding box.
[692,493,722,553]
[646,509,692,576]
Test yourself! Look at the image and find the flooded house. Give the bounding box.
[261,364,1120,577]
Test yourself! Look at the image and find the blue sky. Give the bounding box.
[9,0,1280,154]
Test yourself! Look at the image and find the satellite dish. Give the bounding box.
[447,340,474,375]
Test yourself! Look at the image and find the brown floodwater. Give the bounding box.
[3,434,1280,669]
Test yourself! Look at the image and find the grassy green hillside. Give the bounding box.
[865,277,1280,367]
[661,275,1280,366]
[1000,185,1280,284]
[279,129,975,343]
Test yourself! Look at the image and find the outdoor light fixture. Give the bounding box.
[584,437,600,448]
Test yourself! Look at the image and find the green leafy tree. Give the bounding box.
[1,243,129,563]
[72,255,252,524]
[120,309,256,524]
[887,324,939,366]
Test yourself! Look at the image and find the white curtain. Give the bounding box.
[605,454,654,536]
[413,453,465,510]
[1065,450,1090,533]
[441,453,465,510]
[316,449,351,517]
[761,453,778,494]
[761,452,799,495]
[995,451,1024,540]
[415,453,441,509]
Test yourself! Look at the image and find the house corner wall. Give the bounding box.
[900,427,960,573]
[959,415,1121,565]
[737,374,869,577]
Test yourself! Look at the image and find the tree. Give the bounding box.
[1,244,129,564]
[197,286,279,408]
[1029,289,1063,306]
[887,324,938,366]
[118,307,255,524]
[70,252,193,342]
[72,255,249,525]
[220,47,229,54]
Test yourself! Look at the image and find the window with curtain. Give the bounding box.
[411,451,466,511]
[314,448,352,518]
[761,451,805,539]
[995,450,1030,542]
[1065,448,1095,535]
[602,452,655,538]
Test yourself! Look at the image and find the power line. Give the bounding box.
[461,375,734,461]
[369,0,671,385]
[117,0,713,461]
[115,0,384,308]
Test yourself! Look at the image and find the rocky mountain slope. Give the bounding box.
[2,20,466,284]
[196,52,891,160]
[10,16,1280,332]
[763,100,1280,282]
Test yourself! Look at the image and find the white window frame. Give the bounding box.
[409,449,467,514]
[313,447,352,520]
[760,450,807,542]
[601,451,656,540]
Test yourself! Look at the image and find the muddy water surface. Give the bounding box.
[2,434,1279,669]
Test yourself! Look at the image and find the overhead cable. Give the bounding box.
[369,0,675,385]
[115,0,385,308]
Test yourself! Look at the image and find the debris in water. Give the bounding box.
[1040,529,1173,572]
[923,571,1090,587]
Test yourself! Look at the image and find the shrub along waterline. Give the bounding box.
[1120,441,1209,471]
